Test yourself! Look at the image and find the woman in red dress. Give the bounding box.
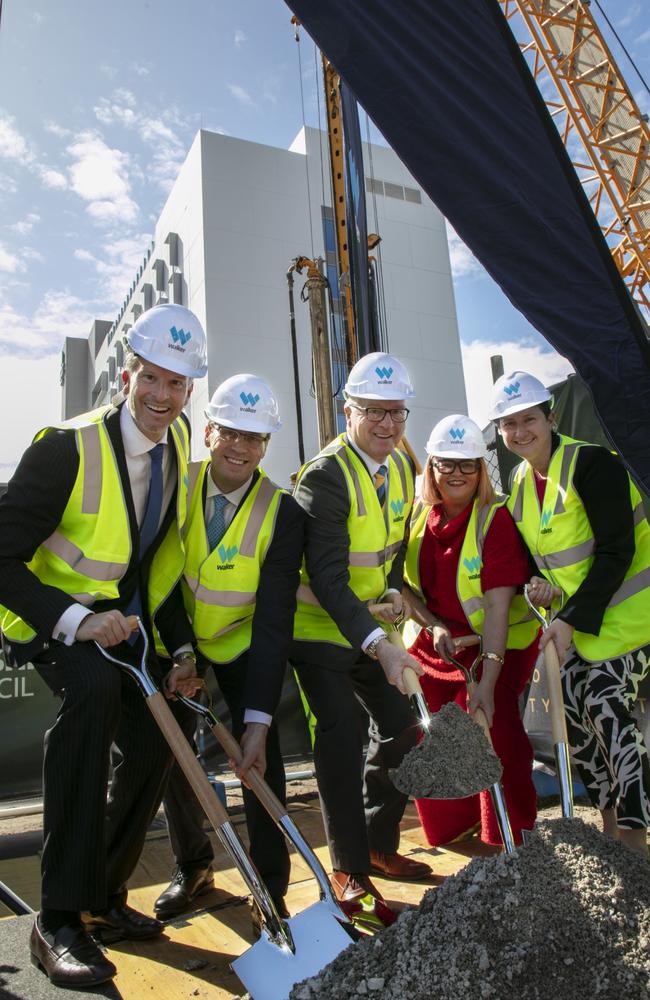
[403,414,539,846]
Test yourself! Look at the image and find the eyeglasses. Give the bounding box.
[348,404,410,424]
[212,424,268,446]
[432,459,481,475]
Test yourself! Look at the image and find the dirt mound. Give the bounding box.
[291,818,650,1000]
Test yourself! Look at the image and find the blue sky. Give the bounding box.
[0,0,648,473]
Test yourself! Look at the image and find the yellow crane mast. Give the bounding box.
[499,0,650,319]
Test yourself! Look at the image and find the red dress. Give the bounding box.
[409,502,538,846]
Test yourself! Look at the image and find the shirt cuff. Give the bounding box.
[53,604,93,645]
[244,709,272,726]
[384,588,400,596]
[361,627,387,652]
[173,644,195,659]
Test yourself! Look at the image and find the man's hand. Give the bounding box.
[75,611,138,647]
[539,618,574,665]
[164,657,202,700]
[232,723,268,786]
[371,591,412,624]
[526,575,556,608]
[376,639,424,695]
[429,623,455,662]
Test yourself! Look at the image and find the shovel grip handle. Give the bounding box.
[402,665,424,699]
[146,691,231,830]
[543,641,569,746]
[209,721,288,825]
[466,681,494,747]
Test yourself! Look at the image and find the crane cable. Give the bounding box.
[592,1,650,99]
[364,111,389,353]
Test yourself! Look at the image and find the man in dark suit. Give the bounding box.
[291,352,432,918]
[0,304,207,989]
[154,374,304,931]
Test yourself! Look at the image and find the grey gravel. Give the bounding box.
[391,701,503,799]
[290,818,650,1000]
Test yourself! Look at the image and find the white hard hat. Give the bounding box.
[125,304,208,378]
[489,370,552,420]
[205,374,282,434]
[344,351,415,401]
[426,414,487,459]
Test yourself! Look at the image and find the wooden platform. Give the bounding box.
[0,798,498,999]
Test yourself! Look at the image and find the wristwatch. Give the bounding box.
[365,635,387,660]
[175,652,197,667]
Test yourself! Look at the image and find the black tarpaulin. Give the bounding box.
[286,0,650,491]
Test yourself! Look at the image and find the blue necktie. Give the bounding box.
[139,443,165,556]
[207,494,230,551]
[374,464,388,507]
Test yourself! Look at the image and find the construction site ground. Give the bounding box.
[0,769,613,1000]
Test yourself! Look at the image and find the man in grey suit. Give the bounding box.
[291,351,431,917]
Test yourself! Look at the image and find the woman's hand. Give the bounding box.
[468,677,496,727]
[526,575,555,608]
[429,623,455,662]
[539,617,574,665]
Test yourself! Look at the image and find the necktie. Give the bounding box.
[139,443,165,556]
[374,464,388,507]
[207,494,230,551]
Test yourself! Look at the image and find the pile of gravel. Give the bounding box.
[291,818,650,999]
[391,701,502,799]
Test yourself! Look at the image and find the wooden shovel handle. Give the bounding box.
[146,691,231,831]
[543,641,569,746]
[402,665,424,699]
[466,680,494,748]
[210,719,288,825]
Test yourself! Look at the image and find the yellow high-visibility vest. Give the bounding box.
[293,434,415,647]
[508,434,650,661]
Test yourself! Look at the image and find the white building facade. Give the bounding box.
[62,126,466,486]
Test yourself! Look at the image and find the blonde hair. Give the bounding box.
[421,457,495,510]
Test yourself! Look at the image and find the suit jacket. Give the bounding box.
[0,404,194,667]
[199,468,305,716]
[293,447,413,652]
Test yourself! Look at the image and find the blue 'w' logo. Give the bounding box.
[240,392,260,406]
[463,556,481,574]
[217,543,238,563]
[449,427,466,441]
[541,510,552,529]
[170,326,191,346]
[375,366,393,380]
[390,498,405,515]
[503,381,520,397]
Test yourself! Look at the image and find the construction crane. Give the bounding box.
[498,0,650,321]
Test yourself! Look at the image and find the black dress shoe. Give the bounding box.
[154,865,215,918]
[251,896,290,939]
[30,919,117,987]
[81,902,163,943]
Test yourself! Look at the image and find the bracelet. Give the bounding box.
[481,651,505,666]
[175,653,197,666]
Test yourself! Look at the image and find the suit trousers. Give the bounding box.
[162,653,291,901]
[34,640,173,912]
[291,640,417,874]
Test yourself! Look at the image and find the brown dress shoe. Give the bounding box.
[330,871,385,903]
[251,895,290,939]
[369,850,432,881]
[30,919,116,987]
[81,902,163,944]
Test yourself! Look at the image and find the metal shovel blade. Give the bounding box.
[232,900,353,1000]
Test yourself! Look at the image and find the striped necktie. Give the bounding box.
[207,494,230,551]
[139,443,165,555]
[374,464,388,507]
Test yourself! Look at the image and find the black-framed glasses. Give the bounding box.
[348,403,410,424]
[432,458,481,475]
[212,424,268,446]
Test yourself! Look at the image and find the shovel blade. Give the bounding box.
[232,901,354,1000]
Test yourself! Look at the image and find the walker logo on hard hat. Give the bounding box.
[503,382,521,397]
[540,509,553,534]
[216,543,238,567]
[390,497,406,522]
[463,556,481,579]
[240,391,260,407]
[449,427,466,442]
[170,325,192,347]
[375,366,394,382]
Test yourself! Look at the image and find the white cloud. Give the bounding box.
[0,354,62,475]
[461,338,574,428]
[74,233,152,305]
[66,131,138,223]
[0,243,24,273]
[0,114,30,161]
[7,212,40,235]
[133,62,152,77]
[445,223,484,280]
[234,29,247,47]
[44,120,71,138]
[0,290,97,360]
[37,165,68,189]
[0,173,18,195]
[227,83,256,108]
[619,2,641,28]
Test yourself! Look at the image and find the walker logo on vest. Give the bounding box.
[216,542,238,568]
[390,497,406,522]
[239,391,260,413]
[503,381,521,397]
[449,427,466,441]
[463,555,481,579]
[169,326,191,351]
[540,509,553,534]
[375,366,393,382]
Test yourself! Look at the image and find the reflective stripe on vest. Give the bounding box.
[508,435,650,661]
[0,407,190,647]
[180,463,284,662]
[293,436,414,647]
[404,496,538,650]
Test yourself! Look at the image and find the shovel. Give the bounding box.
[94,620,353,1000]
[524,585,574,819]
